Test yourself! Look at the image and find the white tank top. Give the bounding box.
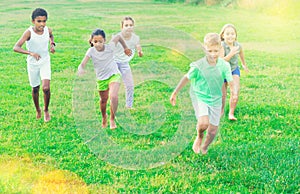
[26,26,50,63]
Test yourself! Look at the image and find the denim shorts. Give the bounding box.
[224,66,240,83]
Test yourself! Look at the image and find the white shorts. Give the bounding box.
[27,56,51,87]
[191,97,221,126]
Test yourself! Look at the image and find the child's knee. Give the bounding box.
[207,128,217,136]
[42,86,50,93]
[197,123,209,131]
[110,94,118,102]
[100,96,108,103]
[32,86,40,93]
[232,94,238,102]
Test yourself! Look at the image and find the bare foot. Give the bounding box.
[44,111,51,122]
[36,109,42,119]
[229,114,237,121]
[192,136,202,154]
[102,114,108,128]
[110,120,117,130]
[201,147,208,155]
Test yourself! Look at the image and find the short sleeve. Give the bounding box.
[187,63,199,80]
[86,47,92,58]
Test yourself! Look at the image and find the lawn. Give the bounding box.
[0,0,299,193]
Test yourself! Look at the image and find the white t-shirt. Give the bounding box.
[113,32,140,63]
[86,43,120,80]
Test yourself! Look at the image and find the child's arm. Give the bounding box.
[48,27,56,54]
[136,42,143,57]
[222,46,239,62]
[13,30,41,60]
[77,55,90,76]
[170,75,189,106]
[239,48,249,72]
[111,35,132,56]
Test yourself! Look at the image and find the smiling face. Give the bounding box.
[205,44,221,65]
[91,35,105,51]
[222,27,237,45]
[32,16,47,33]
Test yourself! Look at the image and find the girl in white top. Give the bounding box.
[78,28,131,129]
[112,16,143,108]
[13,8,55,122]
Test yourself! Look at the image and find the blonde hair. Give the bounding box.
[220,24,237,41]
[204,33,221,46]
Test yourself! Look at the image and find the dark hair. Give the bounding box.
[89,28,106,47]
[31,8,48,20]
[121,16,135,27]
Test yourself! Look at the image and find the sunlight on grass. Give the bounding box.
[32,170,88,194]
[0,155,98,193]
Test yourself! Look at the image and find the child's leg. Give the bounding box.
[201,124,218,154]
[122,68,134,108]
[192,116,209,154]
[42,79,51,122]
[118,62,134,108]
[229,75,240,121]
[221,82,228,116]
[108,82,120,129]
[99,90,109,128]
[32,85,41,119]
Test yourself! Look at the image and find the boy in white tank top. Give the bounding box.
[13,8,55,122]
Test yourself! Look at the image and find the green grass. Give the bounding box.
[0,0,299,193]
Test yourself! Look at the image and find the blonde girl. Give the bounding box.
[220,24,249,121]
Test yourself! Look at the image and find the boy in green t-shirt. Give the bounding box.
[170,33,233,154]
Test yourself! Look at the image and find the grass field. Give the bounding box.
[0,0,299,193]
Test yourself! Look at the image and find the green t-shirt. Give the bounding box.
[187,57,233,107]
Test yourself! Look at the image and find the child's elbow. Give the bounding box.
[13,45,19,52]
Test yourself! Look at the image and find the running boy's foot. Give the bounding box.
[102,114,108,128]
[44,111,51,122]
[229,114,237,121]
[110,120,117,130]
[192,136,202,154]
[201,146,208,155]
[36,109,42,119]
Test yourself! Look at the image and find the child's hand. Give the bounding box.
[77,65,86,76]
[124,48,132,56]
[138,51,143,57]
[30,52,41,61]
[230,46,240,55]
[50,44,55,54]
[170,93,177,106]
[242,65,249,73]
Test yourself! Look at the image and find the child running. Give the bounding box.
[112,16,143,108]
[13,8,55,122]
[77,28,131,129]
[170,33,233,154]
[219,24,249,121]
